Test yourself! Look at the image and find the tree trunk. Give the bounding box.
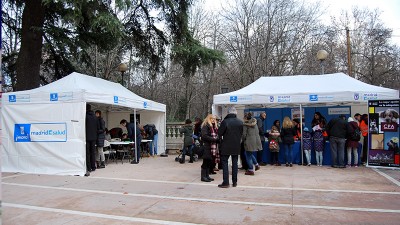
[15,0,45,91]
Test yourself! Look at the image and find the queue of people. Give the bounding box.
[174,109,368,188]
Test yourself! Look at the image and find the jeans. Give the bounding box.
[284,144,293,164]
[330,137,346,166]
[150,133,158,155]
[304,150,311,165]
[96,146,105,161]
[316,151,323,165]
[245,151,258,171]
[347,147,358,165]
[221,155,238,185]
[182,144,193,156]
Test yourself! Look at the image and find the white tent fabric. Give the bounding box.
[1,72,166,176]
[213,73,399,107]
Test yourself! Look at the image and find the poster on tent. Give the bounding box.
[367,99,399,168]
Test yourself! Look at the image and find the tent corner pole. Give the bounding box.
[134,109,137,163]
[300,104,303,166]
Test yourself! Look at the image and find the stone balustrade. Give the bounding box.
[166,122,184,154]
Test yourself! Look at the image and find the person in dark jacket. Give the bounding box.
[85,104,98,176]
[201,114,219,182]
[144,124,158,156]
[346,117,360,167]
[95,110,106,169]
[120,119,142,164]
[179,119,194,163]
[256,112,267,165]
[281,116,297,167]
[217,107,243,188]
[325,115,349,168]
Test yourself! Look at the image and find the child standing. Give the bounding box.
[303,127,312,166]
[269,125,281,166]
[312,123,325,166]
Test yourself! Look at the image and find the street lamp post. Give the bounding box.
[316,50,328,75]
[118,63,128,86]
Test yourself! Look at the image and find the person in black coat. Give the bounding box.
[281,116,297,167]
[217,107,243,188]
[201,114,219,182]
[85,104,98,176]
[95,110,106,169]
[325,115,349,168]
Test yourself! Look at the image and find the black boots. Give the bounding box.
[189,152,194,163]
[201,168,211,182]
[205,169,214,181]
[100,161,105,168]
[179,155,185,164]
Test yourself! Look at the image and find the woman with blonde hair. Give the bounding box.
[281,117,297,167]
[200,114,219,182]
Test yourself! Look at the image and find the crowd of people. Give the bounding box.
[85,104,158,176]
[177,107,369,188]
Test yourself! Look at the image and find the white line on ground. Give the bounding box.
[3,182,400,214]
[92,176,400,195]
[3,202,202,225]
[373,168,400,187]
[2,173,26,179]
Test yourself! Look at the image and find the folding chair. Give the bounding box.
[103,140,116,165]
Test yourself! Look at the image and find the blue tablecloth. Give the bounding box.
[258,141,362,165]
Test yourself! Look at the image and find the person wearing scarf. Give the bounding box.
[200,114,219,182]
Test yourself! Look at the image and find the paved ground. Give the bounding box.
[2,156,400,225]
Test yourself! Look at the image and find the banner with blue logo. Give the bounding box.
[14,123,67,142]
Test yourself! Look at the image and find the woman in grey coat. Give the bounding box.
[242,112,262,175]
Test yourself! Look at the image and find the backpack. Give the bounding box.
[351,126,361,141]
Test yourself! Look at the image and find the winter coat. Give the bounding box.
[256,117,266,142]
[303,131,312,151]
[268,129,281,152]
[346,121,360,148]
[312,128,325,152]
[96,117,106,147]
[242,118,262,152]
[281,127,297,144]
[180,124,194,147]
[144,124,158,140]
[218,114,243,155]
[326,117,348,139]
[127,122,142,141]
[201,124,218,160]
[85,110,98,141]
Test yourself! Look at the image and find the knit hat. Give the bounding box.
[347,117,354,122]
[303,127,309,132]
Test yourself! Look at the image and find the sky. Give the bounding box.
[202,0,400,45]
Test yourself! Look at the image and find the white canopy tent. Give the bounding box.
[213,73,399,114]
[1,72,166,176]
[213,73,399,165]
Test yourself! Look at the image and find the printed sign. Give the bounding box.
[14,123,67,142]
[50,93,58,101]
[309,95,318,101]
[8,94,30,103]
[368,99,399,168]
[277,95,290,103]
[144,101,148,108]
[114,96,119,103]
[230,96,238,102]
[328,108,350,115]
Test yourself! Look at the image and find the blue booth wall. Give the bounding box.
[245,106,359,165]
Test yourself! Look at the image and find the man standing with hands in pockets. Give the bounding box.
[217,107,243,188]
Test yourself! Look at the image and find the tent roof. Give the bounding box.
[213,73,399,107]
[2,72,166,112]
